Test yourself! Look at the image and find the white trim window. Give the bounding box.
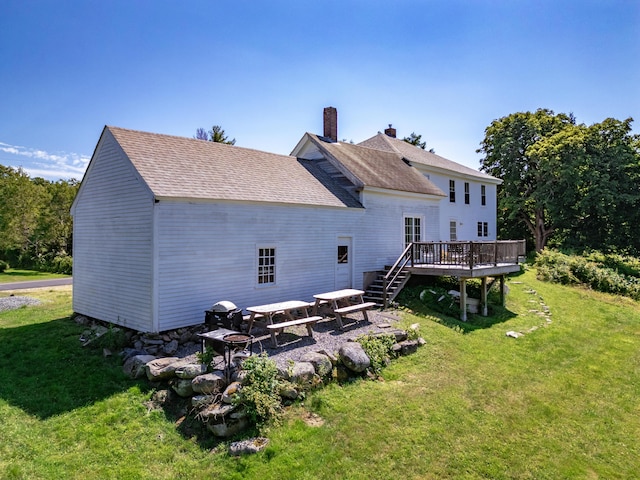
[449,180,456,203]
[481,185,486,206]
[477,222,488,237]
[257,247,276,285]
[464,182,470,205]
[449,220,457,241]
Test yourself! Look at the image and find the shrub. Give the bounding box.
[535,249,640,300]
[234,353,283,428]
[0,260,8,273]
[49,254,73,275]
[356,333,397,375]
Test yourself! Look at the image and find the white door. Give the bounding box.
[335,237,352,289]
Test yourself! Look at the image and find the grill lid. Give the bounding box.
[211,300,238,313]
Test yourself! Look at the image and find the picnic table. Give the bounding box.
[245,300,321,347]
[312,289,377,329]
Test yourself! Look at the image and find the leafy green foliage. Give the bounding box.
[233,353,283,428]
[0,166,78,271]
[535,249,640,300]
[195,346,216,370]
[478,110,640,254]
[194,125,236,145]
[0,259,8,272]
[356,333,396,375]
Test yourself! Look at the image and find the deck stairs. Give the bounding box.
[363,266,411,306]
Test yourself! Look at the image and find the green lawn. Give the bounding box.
[0,268,69,283]
[1,270,639,479]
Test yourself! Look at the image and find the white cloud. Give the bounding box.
[0,141,89,180]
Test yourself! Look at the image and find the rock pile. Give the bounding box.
[121,327,424,438]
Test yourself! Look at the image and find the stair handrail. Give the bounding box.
[383,243,414,308]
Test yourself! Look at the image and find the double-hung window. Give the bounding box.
[449,221,457,241]
[464,182,470,204]
[449,180,456,203]
[481,185,486,206]
[477,222,488,237]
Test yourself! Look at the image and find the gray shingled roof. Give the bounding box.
[358,133,498,182]
[307,134,446,197]
[106,126,362,208]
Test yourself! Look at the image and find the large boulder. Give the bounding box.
[289,362,316,384]
[191,371,226,394]
[199,402,236,421]
[222,381,242,404]
[338,342,370,373]
[145,357,181,381]
[175,363,208,379]
[122,354,156,379]
[207,417,249,438]
[170,378,195,397]
[300,352,333,377]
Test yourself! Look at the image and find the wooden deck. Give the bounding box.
[382,240,526,310]
[407,262,522,278]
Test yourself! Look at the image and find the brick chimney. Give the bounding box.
[323,106,338,142]
[384,124,396,138]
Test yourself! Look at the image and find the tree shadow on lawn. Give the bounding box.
[0,316,148,419]
[398,273,523,334]
[415,304,518,334]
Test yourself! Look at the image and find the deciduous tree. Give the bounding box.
[478,109,640,254]
[194,125,236,145]
[477,109,575,252]
[403,132,435,153]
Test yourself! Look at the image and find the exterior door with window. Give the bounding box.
[335,237,352,289]
[405,216,422,261]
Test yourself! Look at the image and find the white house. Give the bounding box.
[71,108,505,332]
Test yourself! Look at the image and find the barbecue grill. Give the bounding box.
[205,300,243,330]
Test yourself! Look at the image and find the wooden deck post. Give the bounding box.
[459,278,468,322]
[481,276,488,316]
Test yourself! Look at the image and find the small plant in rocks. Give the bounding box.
[233,353,283,429]
[196,346,216,370]
[356,333,397,375]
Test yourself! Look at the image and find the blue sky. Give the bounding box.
[1,0,638,181]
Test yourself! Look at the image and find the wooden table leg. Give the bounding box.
[332,299,344,329]
[357,295,369,321]
[247,312,256,333]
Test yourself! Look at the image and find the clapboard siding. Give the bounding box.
[418,170,499,241]
[153,193,442,330]
[155,201,364,330]
[357,191,441,270]
[72,132,154,331]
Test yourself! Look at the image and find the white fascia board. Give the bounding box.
[152,196,362,210]
[413,163,502,185]
[360,186,445,201]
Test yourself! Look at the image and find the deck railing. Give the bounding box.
[382,240,526,307]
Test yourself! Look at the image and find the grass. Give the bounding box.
[0,268,69,283]
[1,271,639,479]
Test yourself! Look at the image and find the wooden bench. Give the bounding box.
[266,316,322,346]
[333,301,377,321]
